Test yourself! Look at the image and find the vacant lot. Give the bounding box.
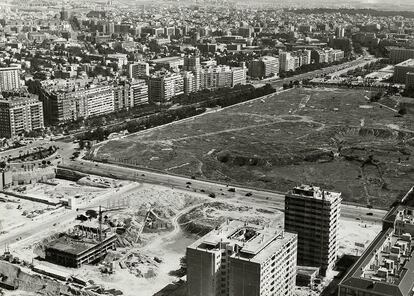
[91,88,414,208]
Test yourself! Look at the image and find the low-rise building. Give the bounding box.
[150,56,184,69]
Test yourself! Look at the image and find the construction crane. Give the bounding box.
[76,205,125,242]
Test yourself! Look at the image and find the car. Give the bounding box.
[208,193,216,198]
[228,188,236,192]
[366,212,373,216]
[245,192,253,197]
[186,182,192,185]
[200,189,205,193]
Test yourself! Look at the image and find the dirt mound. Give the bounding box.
[179,202,281,235]
[333,126,412,142]
[216,149,334,167]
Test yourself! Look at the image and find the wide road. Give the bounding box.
[60,159,387,223]
[255,55,378,89]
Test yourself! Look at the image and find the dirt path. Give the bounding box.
[140,202,206,251]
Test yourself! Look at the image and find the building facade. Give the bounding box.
[394,59,414,83]
[148,73,184,103]
[0,67,21,92]
[39,80,114,123]
[129,79,149,106]
[249,56,279,78]
[390,47,414,64]
[0,94,44,138]
[284,185,341,275]
[128,62,149,79]
[187,220,297,296]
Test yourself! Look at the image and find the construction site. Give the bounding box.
[0,160,385,296]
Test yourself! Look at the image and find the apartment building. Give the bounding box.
[394,59,414,83]
[389,47,414,64]
[129,79,148,106]
[279,52,296,72]
[113,81,133,111]
[284,185,341,275]
[248,56,279,78]
[128,62,150,79]
[183,71,196,95]
[199,65,247,90]
[339,187,414,296]
[148,73,184,103]
[39,80,114,123]
[231,66,247,87]
[311,49,344,64]
[0,67,21,92]
[183,56,201,71]
[406,72,414,88]
[187,220,297,296]
[82,84,114,117]
[0,94,44,138]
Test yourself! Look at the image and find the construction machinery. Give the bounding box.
[76,205,126,241]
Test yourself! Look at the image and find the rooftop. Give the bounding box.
[287,184,342,203]
[188,220,296,264]
[396,59,414,67]
[151,56,184,63]
[45,232,117,256]
[340,191,414,296]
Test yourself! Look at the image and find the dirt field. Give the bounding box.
[91,87,414,208]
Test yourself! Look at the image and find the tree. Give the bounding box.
[370,91,383,102]
[398,106,408,116]
[85,210,98,219]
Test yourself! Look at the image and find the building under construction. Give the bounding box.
[44,224,117,268]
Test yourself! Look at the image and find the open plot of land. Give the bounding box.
[92,88,414,208]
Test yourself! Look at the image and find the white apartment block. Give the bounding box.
[84,85,114,117]
[187,220,297,296]
[0,67,21,92]
[279,52,295,72]
[129,79,148,105]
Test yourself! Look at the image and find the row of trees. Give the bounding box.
[80,84,275,142]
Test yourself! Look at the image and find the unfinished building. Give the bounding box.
[186,220,297,296]
[285,185,341,275]
[44,224,117,268]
